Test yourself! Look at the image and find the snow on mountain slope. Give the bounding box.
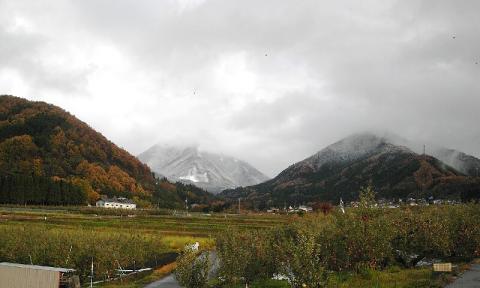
[222,132,478,204]
[271,132,414,182]
[301,132,412,170]
[363,132,480,177]
[313,132,480,176]
[138,145,269,193]
[428,147,480,176]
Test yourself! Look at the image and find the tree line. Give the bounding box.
[0,174,86,205]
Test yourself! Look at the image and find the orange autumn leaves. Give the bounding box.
[0,135,42,176]
[76,160,146,197]
[0,96,155,205]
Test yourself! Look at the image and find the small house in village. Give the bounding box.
[267,207,281,213]
[285,205,313,213]
[0,262,79,288]
[96,197,136,209]
[298,205,313,212]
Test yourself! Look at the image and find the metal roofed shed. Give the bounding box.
[0,262,80,288]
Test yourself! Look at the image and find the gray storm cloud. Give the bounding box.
[0,0,479,177]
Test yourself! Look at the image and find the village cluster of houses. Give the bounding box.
[267,205,313,214]
[349,197,461,208]
[265,197,461,213]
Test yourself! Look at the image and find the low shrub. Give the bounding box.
[175,249,210,288]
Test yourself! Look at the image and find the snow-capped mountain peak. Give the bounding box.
[300,132,412,170]
[138,145,269,193]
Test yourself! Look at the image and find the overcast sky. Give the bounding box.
[1,0,479,177]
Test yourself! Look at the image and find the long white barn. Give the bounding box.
[96,197,136,209]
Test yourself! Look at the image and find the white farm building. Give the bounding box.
[96,197,136,210]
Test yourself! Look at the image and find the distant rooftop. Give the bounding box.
[0,262,75,273]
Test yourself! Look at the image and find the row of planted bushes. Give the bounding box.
[0,225,168,282]
[211,204,480,287]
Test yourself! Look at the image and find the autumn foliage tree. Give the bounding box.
[0,95,156,205]
[313,202,334,215]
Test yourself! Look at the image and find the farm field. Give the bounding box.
[0,206,288,285]
[1,205,479,288]
[0,206,288,237]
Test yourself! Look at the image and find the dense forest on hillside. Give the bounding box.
[153,177,220,210]
[0,95,155,203]
[0,174,86,205]
[223,152,480,208]
[0,96,215,207]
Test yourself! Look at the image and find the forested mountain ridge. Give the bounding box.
[222,133,480,207]
[0,95,156,204]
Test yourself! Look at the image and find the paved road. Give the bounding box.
[144,274,180,288]
[446,264,480,288]
[143,251,217,288]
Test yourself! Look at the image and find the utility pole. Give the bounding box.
[423,144,427,161]
[90,258,94,288]
[238,198,241,214]
[185,197,188,215]
[65,245,72,266]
